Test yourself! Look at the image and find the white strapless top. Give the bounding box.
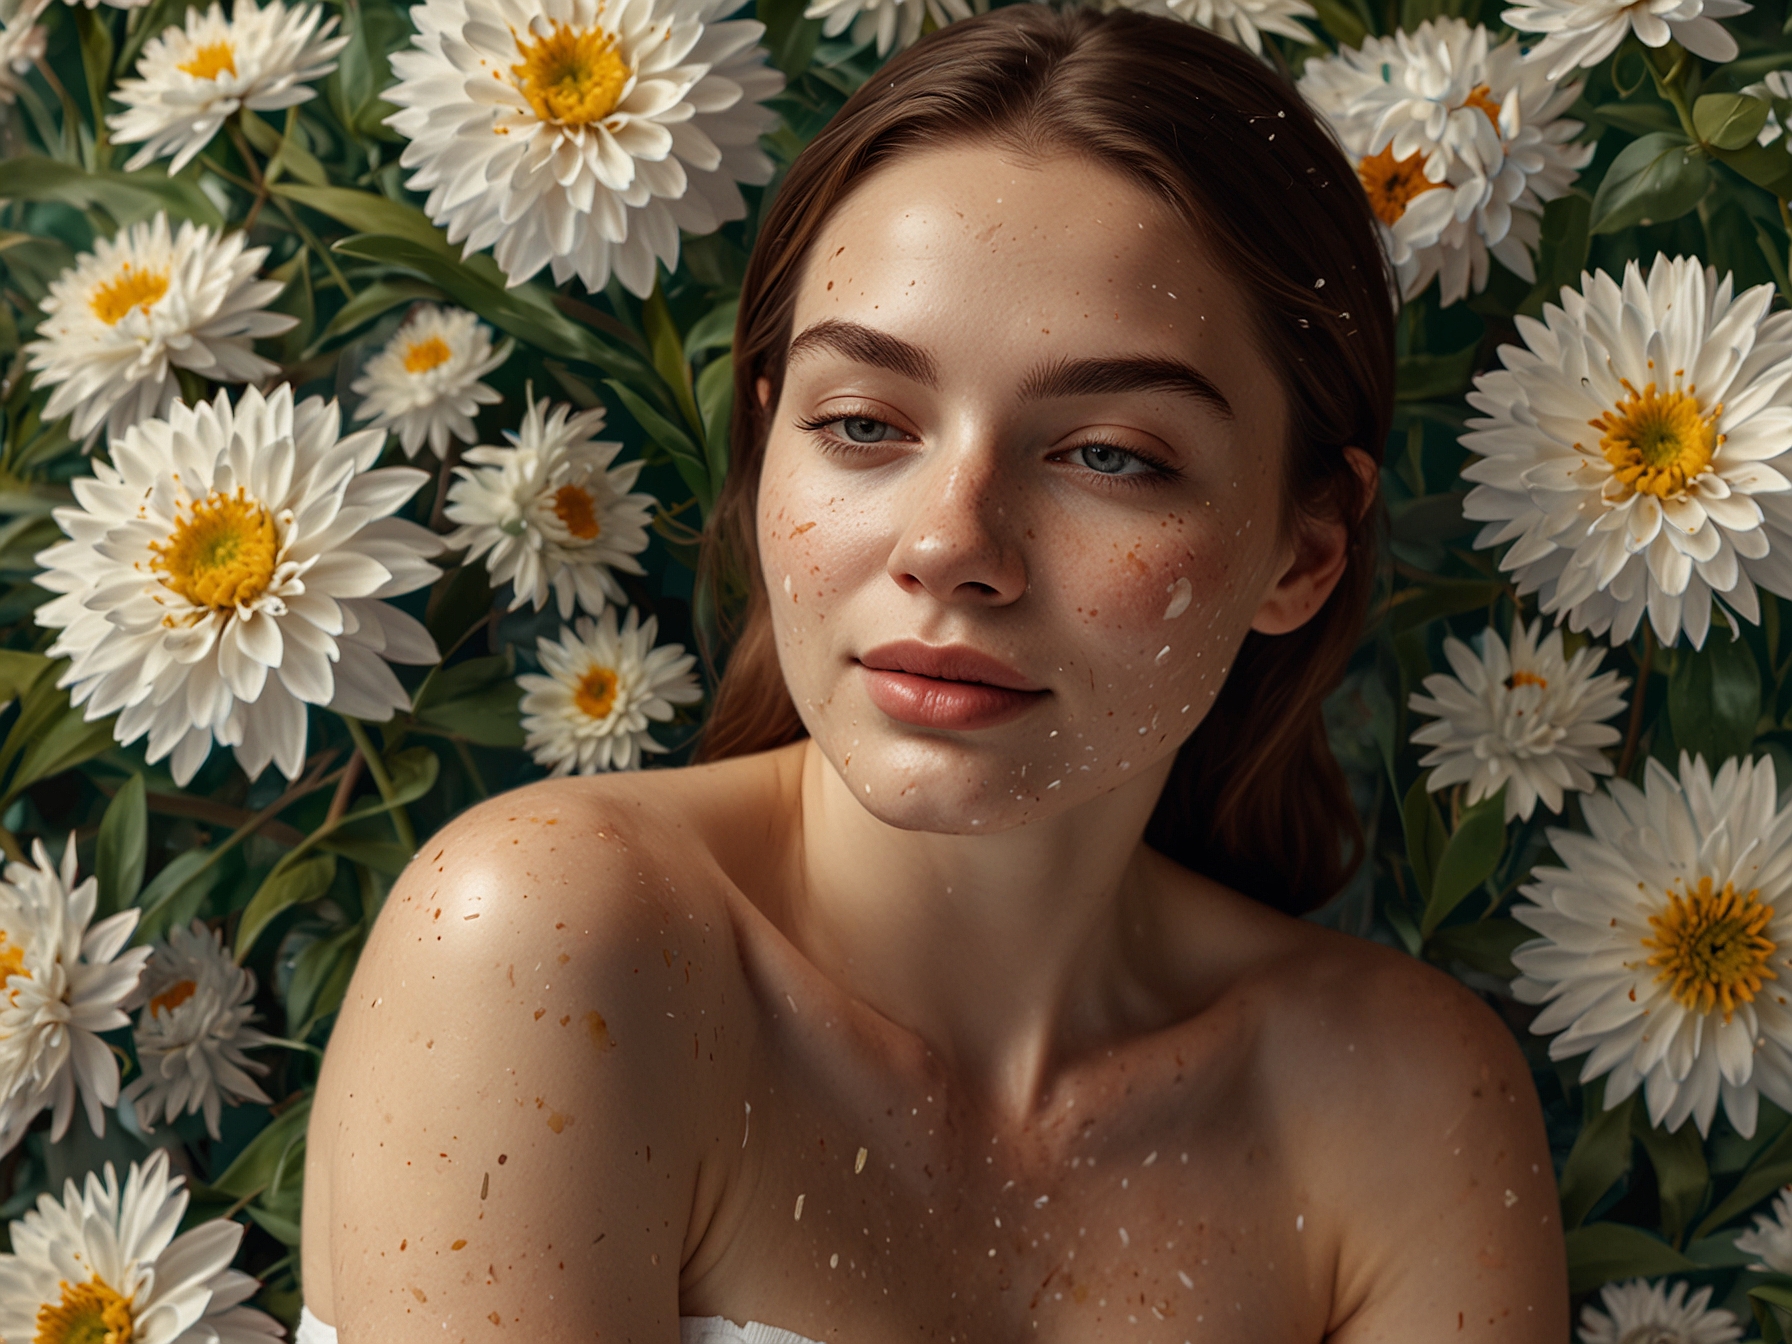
[298,1303,827,1344]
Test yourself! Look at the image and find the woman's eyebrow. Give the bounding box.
[785,319,1232,419]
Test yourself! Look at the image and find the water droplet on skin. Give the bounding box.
[1155,646,1171,665]
[1163,578,1193,620]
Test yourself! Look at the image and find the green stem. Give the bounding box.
[1647,43,1698,141]
[340,715,415,855]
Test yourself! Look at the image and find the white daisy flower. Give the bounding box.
[1297,19,1593,305]
[0,1146,285,1344]
[23,213,296,449]
[63,0,151,12]
[32,383,444,788]
[1504,0,1751,82]
[350,305,512,459]
[0,0,47,112]
[0,837,151,1159]
[1460,256,1792,651]
[1098,0,1312,55]
[106,0,347,173]
[384,0,785,296]
[1735,1184,1792,1272]
[1408,618,1628,823]
[120,917,277,1142]
[1577,1278,1742,1344]
[1511,752,1792,1138]
[519,606,702,774]
[803,0,983,57]
[443,393,656,620]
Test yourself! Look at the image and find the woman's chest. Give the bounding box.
[676,1004,1338,1344]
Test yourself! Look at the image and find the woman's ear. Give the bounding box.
[1249,446,1378,636]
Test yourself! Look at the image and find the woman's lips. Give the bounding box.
[856,641,1048,730]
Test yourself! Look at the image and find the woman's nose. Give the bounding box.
[885,448,1027,605]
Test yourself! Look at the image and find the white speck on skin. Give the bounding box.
[1163,577,1193,620]
[795,1194,805,1220]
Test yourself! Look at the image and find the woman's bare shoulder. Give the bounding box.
[301,753,792,1333]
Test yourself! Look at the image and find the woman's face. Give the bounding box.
[756,142,1343,833]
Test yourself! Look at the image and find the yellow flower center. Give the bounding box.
[1356,145,1444,227]
[178,40,236,80]
[403,336,453,374]
[1593,378,1722,499]
[34,1274,135,1344]
[148,489,280,612]
[0,929,29,1003]
[575,665,620,720]
[552,484,602,540]
[89,265,169,326]
[511,21,629,127]
[1507,670,1548,690]
[148,979,197,1018]
[1461,82,1501,127]
[1641,876,1778,1022]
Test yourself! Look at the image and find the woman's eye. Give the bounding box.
[832,416,903,444]
[1067,444,1150,476]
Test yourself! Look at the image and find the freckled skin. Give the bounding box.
[301,146,1566,1344]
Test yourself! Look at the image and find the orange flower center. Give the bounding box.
[1641,876,1778,1022]
[511,21,629,126]
[35,1273,136,1344]
[89,265,169,326]
[575,666,619,720]
[551,484,601,540]
[178,40,237,80]
[403,336,453,374]
[1356,146,1444,227]
[148,979,197,1018]
[149,488,280,611]
[1593,378,1722,499]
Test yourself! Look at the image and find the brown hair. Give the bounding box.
[694,2,1394,916]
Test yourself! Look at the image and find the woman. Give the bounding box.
[298,5,1569,1340]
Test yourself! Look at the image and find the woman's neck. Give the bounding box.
[783,737,1186,1126]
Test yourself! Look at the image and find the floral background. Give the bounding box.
[0,0,1786,1332]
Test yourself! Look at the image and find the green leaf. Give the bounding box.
[246,1200,303,1247]
[311,277,442,350]
[758,0,822,77]
[604,377,713,512]
[1560,1079,1635,1229]
[317,833,414,875]
[96,773,147,917]
[0,156,224,230]
[1694,93,1772,152]
[1713,139,1792,200]
[1421,790,1507,937]
[7,694,117,806]
[424,562,496,654]
[268,109,329,187]
[1693,1111,1792,1240]
[1396,342,1479,402]
[1309,0,1367,46]
[0,650,51,702]
[1669,631,1760,767]
[1401,774,1447,901]
[411,654,525,748]
[271,183,455,254]
[285,922,364,1035]
[1752,1279,1792,1344]
[234,854,339,962]
[1424,917,1533,979]
[1590,102,1685,138]
[1565,1223,1699,1294]
[683,299,739,360]
[697,350,734,491]
[338,746,439,827]
[1519,193,1593,319]
[1633,1111,1710,1248]
[1591,133,1710,235]
[331,234,655,386]
[1387,578,1504,634]
[643,279,703,440]
[204,1092,313,1199]
[133,846,228,945]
